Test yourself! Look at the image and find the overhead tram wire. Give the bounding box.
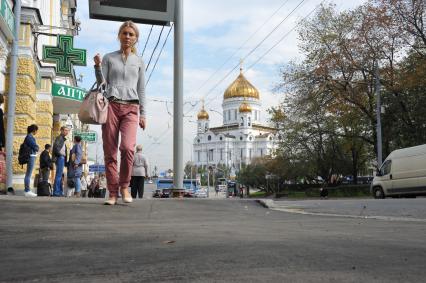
[146,24,174,86]
[184,0,292,108]
[143,0,300,147]
[144,0,310,150]
[198,0,309,110]
[142,25,154,57]
[245,0,326,73]
[145,25,165,73]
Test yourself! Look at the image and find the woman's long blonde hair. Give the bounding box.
[118,20,139,54]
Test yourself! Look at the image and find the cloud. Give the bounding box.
[76,0,368,171]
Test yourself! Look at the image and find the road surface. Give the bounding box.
[0,196,425,282]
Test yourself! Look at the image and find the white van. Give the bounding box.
[371,144,426,198]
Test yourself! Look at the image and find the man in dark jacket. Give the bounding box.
[52,126,69,197]
[40,144,53,183]
[24,124,39,197]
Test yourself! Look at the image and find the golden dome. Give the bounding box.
[197,104,209,120]
[224,68,260,100]
[239,102,252,113]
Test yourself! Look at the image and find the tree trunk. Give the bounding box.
[352,147,358,185]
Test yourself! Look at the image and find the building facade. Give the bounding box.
[1,0,83,189]
[193,67,278,171]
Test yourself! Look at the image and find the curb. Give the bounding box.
[256,199,274,208]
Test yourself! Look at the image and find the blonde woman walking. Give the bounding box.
[94,21,146,205]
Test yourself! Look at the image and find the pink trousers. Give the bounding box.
[102,102,139,197]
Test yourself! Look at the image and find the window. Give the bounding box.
[197,139,200,143]
[240,148,243,159]
[219,136,223,141]
[220,149,223,161]
[260,149,263,157]
[228,110,231,121]
[234,109,237,120]
[380,160,392,176]
[205,123,209,131]
[197,151,201,162]
[240,117,244,126]
[208,135,212,141]
[255,111,257,121]
[248,117,251,126]
[249,149,252,160]
[209,149,214,161]
[223,111,226,121]
[198,123,202,131]
[240,136,243,141]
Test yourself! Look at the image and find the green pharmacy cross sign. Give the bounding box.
[42,35,87,76]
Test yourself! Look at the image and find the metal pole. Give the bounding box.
[375,62,383,167]
[173,0,184,193]
[5,0,22,192]
[207,167,210,198]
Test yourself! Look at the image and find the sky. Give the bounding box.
[74,0,367,173]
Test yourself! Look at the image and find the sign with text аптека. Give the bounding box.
[89,0,174,26]
[52,83,86,102]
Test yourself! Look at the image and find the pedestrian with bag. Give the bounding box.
[130,145,149,199]
[23,124,39,197]
[68,136,83,197]
[94,20,146,205]
[52,126,69,197]
[39,144,53,182]
[88,176,100,198]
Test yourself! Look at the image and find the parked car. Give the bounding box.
[154,179,201,198]
[371,144,426,198]
[194,188,208,198]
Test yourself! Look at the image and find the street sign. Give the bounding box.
[74,131,97,143]
[0,0,15,39]
[52,83,86,102]
[89,164,105,173]
[42,35,87,76]
[89,0,174,26]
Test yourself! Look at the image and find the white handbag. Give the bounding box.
[78,83,109,125]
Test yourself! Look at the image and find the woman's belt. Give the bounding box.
[108,97,139,105]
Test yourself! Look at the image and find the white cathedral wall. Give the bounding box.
[222,97,262,125]
[193,135,275,167]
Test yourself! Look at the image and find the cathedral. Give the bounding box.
[193,67,278,171]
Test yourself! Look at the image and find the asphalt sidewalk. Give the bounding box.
[1,196,426,282]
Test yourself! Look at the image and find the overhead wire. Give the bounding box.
[245,1,325,72]
[141,25,154,57]
[197,0,309,110]
[146,24,174,86]
[183,0,292,107]
[143,0,314,155]
[145,26,165,73]
[144,0,301,152]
